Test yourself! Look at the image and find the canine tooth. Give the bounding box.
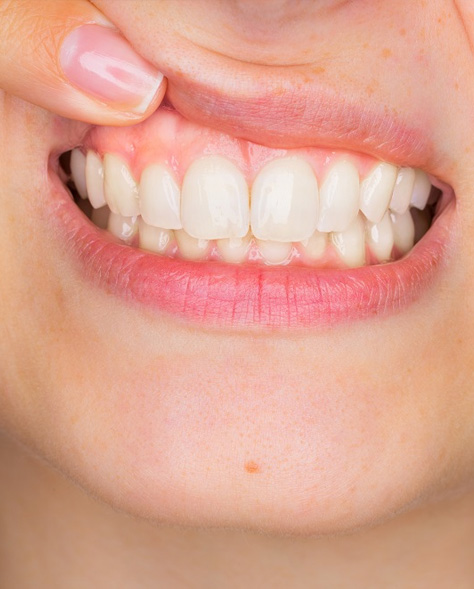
[257,240,292,265]
[91,205,110,229]
[104,153,140,217]
[389,167,415,215]
[302,231,327,260]
[390,211,415,255]
[317,160,359,233]
[181,155,249,240]
[331,215,365,268]
[410,169,432,210]
[85,151,107,209]
[217,235,251,264]
[366,212,394,262]
[250,156,319,242]
[139,164,182,229]
[138,218,172,253]
[360,162,397,223]
[175,230,210,260]
[70,149,88,199]
[107,212,138,243]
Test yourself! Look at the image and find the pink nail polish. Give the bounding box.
[60,24,164,114]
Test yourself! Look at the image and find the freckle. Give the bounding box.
[399,28,406,37]
[245,461,260,474]
[312,66,326,75]
[381,48,392,59]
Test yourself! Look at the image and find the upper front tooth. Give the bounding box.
[181,155,249,240]
[389,167,415,215]
[139,164,182,229]
[85,151,106,210]
[410,169,432,210]
[104,153,140,217]
[360,162,397,223]
[70,149,88,199]
[317,160,359,233]
[250,156,319,242]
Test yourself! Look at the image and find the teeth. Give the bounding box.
[390,210,415,255]
[317,160,359,233]
[366,212,394,262]
[302,230,327,260]
[107,212,138,243]
[138,218,173,253]
[104,154,140,217]
[250,156,319,242]
[389,167,415,215]
[217,234,252,264]
[139,164,182,229]
[410,169,432,210]
[175,230,210,261]
[85,151,106,209]
[331,214,366,268]
[257,240,292,265]
[70,149,88,199]
[181,156,249,240]
[360,162,397,223]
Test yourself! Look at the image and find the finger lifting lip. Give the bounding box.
[48,83,454,332]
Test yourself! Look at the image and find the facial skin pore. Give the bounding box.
[1,1,474,586]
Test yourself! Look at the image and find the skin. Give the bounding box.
[1,0,474,586]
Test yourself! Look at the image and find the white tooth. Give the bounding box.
[91,205,110,229]
[389,167,415,215]
[301,231,327,260]
[360,162,397,223]
[107,213,138,243]
[181,156,249,240]
[104,153,140,217]
[70,149,88,199]
[257,240,292,265]
[366,212,394,262]
[175,230,210,261]
[85,151,107,209]
[138,218,173,253]
[317,160,359,233]
[390,211,415,255]
[139,164,182,229]
[331,214,366,268]
[410,169,432,210]
[250,156,319,242]
[217,234,252,264]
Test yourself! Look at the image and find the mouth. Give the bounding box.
[51,96,454,331]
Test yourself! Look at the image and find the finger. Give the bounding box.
[0,0,166,125]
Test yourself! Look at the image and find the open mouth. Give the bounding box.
[53,102,454,330]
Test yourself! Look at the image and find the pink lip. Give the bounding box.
[49,170,452,331]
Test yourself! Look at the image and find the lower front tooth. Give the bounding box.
[138,219,172,254]
[366,212,394,262]
[217,234,252,264]
[107,213,138,243]
[302,230,327,261]
[104,154,140,217]
[257,240,292,265]
[390,210,415,255]
[175,230,210,260]
[331,214,365,268]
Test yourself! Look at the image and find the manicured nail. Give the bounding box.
[60,24,164,114]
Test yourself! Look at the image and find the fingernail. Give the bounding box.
[60,24,164,114]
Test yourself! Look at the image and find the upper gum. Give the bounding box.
[83,106,386,184]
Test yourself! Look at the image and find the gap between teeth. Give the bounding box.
[69,149,436,267]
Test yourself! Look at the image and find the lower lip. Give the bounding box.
[49,170,453,331]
